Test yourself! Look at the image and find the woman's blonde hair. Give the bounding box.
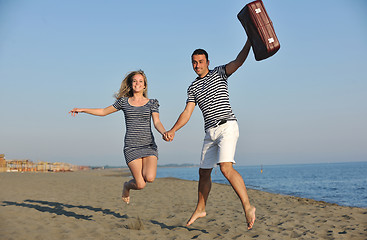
[115,70,148,99]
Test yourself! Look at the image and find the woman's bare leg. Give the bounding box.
[142,156,158,183]
[122,158,146,204]
[122,156,158,204]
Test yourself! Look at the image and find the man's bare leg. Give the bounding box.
[220,162,256,229]
[186,168,212,226]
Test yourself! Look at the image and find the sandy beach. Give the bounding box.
[0,169,366,240]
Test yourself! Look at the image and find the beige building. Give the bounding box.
[0,154,6,172]
[0,154,86,172]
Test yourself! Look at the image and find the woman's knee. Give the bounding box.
[144,175,155,183]
[135,180,147,190]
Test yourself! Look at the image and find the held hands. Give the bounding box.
[163,130,175,142]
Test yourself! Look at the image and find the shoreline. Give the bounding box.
[2,168,366,209]
[1,169,366,239]
[157,162,367,209]
[3,168,367,209]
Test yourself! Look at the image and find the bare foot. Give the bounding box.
[186,210,206,226]
[245,206,256,229]
[122,182,130,204]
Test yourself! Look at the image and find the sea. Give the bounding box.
[156,161,367,208]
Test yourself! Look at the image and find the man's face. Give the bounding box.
[192,54,209,78]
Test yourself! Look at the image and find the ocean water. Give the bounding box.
[156,162,367,208]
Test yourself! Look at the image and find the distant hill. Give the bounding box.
[158,163,198,168]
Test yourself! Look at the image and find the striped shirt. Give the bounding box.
[187,65,236,131]
[113,97,159,148]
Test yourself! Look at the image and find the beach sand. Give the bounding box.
[1,169,366,240]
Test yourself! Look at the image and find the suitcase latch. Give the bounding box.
[255,8,261,14]
[268,38,274,43]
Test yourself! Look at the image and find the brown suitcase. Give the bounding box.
[237,0,280,61]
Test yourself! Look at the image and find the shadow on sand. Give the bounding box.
[2,199,129,221]
[150,220,209,234]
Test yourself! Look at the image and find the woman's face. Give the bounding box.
[131,74,146,94]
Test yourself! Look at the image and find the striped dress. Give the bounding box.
[113,97,159,164]
[187,65,237,131]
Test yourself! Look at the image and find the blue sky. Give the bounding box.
[1,0,366,166]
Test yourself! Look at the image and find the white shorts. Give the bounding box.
[200,121,239,169]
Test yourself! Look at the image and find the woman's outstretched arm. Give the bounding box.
[69,105,118,117]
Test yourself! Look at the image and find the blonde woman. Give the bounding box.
[69,70,166,204]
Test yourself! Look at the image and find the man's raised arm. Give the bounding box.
[225,39,251,76]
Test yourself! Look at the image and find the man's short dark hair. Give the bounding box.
[192,49,208,61]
